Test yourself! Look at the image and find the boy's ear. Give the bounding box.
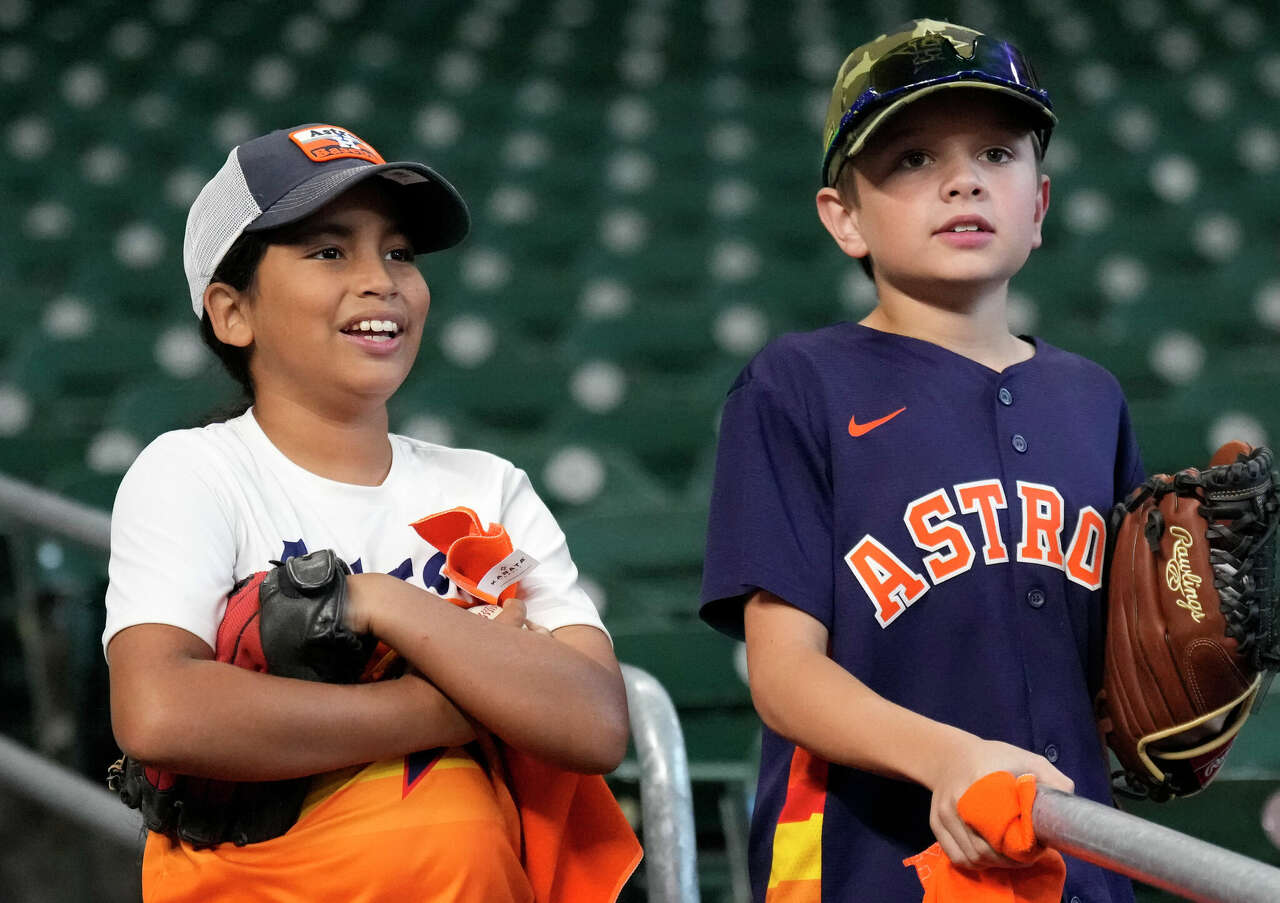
[203,282,254,348]
[815,186,870,261]
[1029,173,1051,250]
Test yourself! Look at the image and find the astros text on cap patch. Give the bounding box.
[288,125,386,164]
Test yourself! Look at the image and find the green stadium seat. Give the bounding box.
[594,572,703,624]
[611,624,748,708]
[559,305,726,373]
[104,372,243,441]
[396,339,571,434]
[42,463,123,514]
[3,323,159,435]
[545,374,725,489]
[559,502,706,578]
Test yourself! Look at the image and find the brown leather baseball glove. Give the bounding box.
[1096,442,1280,801]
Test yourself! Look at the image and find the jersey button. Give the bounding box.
[1011,433,1028,453]
[1069,897,1082,903]
[1044,744,1059,763]
[1027,588,1046,608]
[998,387,1013,406]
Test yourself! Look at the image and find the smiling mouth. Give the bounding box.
[950,224,983,232]
[342,319,403,341]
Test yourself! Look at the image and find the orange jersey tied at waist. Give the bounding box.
[143,746,531,903]
[143,741,641,903]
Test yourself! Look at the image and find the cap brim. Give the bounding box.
[830,82,1058,181]
[245,161,470,253]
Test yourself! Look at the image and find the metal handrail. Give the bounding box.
[1034,787,1280,903]
[0,732,142,849]
[0,473,111,549]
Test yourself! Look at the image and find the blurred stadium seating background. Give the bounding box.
[0,0,1276,899]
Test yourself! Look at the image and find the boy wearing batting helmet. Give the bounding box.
[700,19,1143,902]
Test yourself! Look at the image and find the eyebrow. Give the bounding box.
[872,125,921,149]
[875,120,1032,149]
[291,221,353,242]
[277,218,410,245]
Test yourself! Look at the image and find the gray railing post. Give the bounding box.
[621,663,701,903]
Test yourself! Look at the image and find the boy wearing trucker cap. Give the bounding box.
[104,124,636,901]
[700,20,1143,902]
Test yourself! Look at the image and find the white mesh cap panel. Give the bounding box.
[183,147,263,318]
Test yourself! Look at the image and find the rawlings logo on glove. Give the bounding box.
[1096,441,1280,801]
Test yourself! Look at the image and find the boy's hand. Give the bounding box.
[926,737,1073,871]
[346,576,552,638]
[492,597,553,636]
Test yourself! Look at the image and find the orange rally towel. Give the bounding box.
[497,742,642,903]
[414,509,643,903]
[410,506,534,605]
[903,772,1066,903]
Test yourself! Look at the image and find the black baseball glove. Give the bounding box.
[109,549,377,847]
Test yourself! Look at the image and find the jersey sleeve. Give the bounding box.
[1114,394,1145,500]
[497,463,608,638]
[700,361,834,640]
[102,432,239,658]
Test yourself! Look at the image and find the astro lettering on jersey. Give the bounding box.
[700,323,1145,903]
[278,537,452,595]
[847,479,1105,627]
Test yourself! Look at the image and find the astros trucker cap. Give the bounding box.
[821,19,1056,187]
[183,123,470,318]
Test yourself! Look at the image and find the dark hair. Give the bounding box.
[198,231,270,413]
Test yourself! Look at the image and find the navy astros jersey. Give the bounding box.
[701,323,1144,903]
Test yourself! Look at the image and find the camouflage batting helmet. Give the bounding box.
[821,19,1056,187]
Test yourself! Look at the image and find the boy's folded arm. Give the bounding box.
[107,622,476,781]
[350,573,629,775]
[744,589,1073,869]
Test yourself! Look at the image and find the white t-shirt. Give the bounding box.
[103,409,605,656]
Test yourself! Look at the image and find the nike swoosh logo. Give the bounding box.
[848,406,906,437]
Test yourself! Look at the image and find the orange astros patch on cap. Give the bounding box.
[288,125,386,164]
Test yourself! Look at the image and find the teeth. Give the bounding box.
[952,224,980,232]
[348,319,398,334]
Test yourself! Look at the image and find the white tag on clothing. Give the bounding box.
[478,549,539,597]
